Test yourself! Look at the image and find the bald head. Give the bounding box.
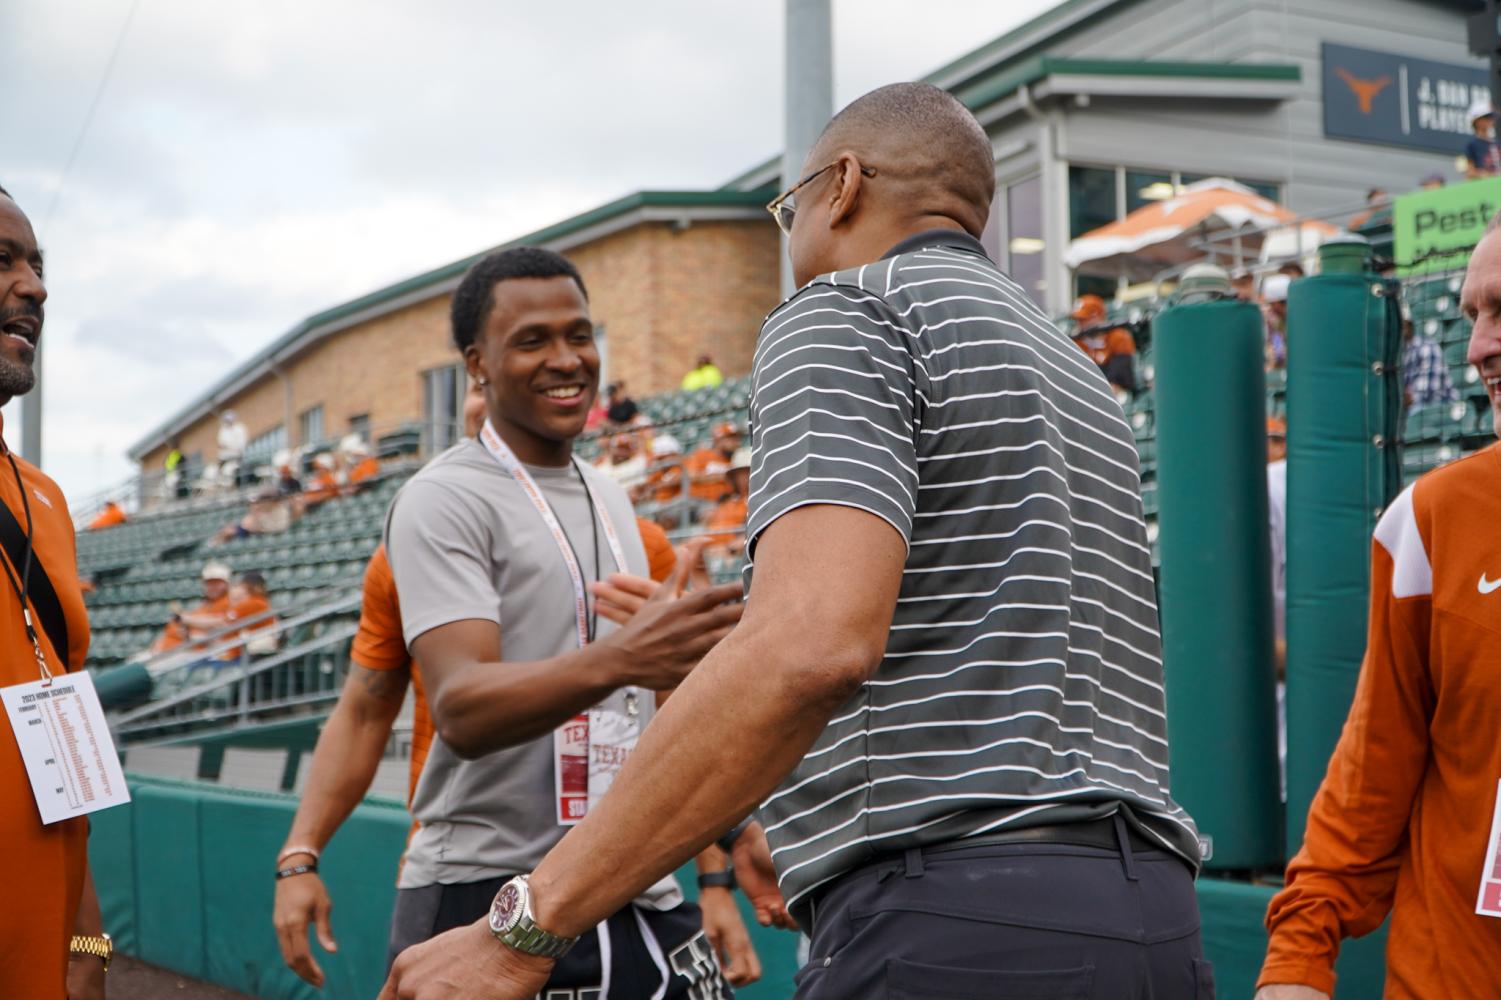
[809,82,995,235]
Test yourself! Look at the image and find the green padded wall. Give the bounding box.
[93,776,800,998]
[1283,274,1403,851]
[1153,299,1282,870]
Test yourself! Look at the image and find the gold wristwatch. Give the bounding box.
[70,932,112,972]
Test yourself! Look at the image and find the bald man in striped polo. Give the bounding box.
[384,82,1205,1000]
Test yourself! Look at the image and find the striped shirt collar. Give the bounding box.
[882,227,990,262]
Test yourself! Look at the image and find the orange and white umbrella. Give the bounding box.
[1065,178,1338,272]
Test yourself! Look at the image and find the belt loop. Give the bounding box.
[903,847,925,879]
[1113,813,1139,882]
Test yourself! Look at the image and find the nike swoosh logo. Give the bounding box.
[1481,575,1501,595]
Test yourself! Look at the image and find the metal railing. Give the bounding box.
[110,589,362,744]
[73,418,464,524]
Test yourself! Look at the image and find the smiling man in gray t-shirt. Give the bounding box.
[382,248,749,998]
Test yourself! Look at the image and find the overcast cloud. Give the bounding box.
[1,0,1054,502]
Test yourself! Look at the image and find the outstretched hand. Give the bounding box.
[594,540,742,690]
[730,822,796,930]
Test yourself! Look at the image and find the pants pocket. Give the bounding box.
[1194,959,1215,1000]
[885,957,1094,999]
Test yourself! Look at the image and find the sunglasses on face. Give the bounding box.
[766,162,878,236]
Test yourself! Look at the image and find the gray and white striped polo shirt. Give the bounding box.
[745,229,1200,920]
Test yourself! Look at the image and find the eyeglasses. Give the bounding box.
[766,162,878,236]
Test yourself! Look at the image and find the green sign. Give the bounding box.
[1393,177,1501,275]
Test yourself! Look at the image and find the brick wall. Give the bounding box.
[137,217,780,473]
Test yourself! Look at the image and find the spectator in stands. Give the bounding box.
[1348,188,1390,231]
[0,180,110,1000]
[603,380,639,425]
[379,245,756,995]
[1419,172,1445,190]
[223,570,277,660]
[210,488,295,545]
[1402,313,1459,408]
[150,561,233,654]
[87,499,127,531]
[643,431,685,501]
[1266,417,1289,803]
[339,434,380,491]
[1266,417,1287,669]
[1262,273,1290,369]
[703,446,751,557]
[681,353,724,391]
[1256,211,1501,1000]
[272,450,304,497]
[164,437,189,498]
[684,420,740,501]
[1069,293,1137,394]
[302,453,341,508]
[1466,99,1500,179]
[1231,269,1256,302]
[217,409,249,486]
[595,430,649,492]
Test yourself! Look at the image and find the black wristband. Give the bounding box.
[697,869,737,891]
[716,818,751,855]
[275,863,318,880]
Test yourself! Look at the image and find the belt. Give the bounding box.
[924,816,1161,856]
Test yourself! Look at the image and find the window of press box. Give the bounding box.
[348,413,370,442]
[422,363,464,454]
[299,405,324,449]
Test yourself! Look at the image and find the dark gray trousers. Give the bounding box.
[793,820,1214,999]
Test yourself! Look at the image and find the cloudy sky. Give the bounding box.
[1,0,1055,503]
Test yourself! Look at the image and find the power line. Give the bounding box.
[42,0,142,230]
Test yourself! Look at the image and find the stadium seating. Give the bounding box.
[86,289,1489,675]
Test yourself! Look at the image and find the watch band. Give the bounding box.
[70,932,112,972]
[697,868,737,891]
[489,875,578,960]
[716,817,752,854]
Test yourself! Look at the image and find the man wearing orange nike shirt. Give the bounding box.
[0,183,108,1000]
[1256,216,1501,998]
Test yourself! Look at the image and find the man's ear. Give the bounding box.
[827,151,866,229]
[462,343,485,383]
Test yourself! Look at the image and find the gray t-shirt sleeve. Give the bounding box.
[745,282,920,553]
[385,479,502,648]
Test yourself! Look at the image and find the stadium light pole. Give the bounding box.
[782,0,833,297]
[20,344,41,464]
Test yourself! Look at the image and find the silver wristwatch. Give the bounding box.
[488,875,578,959]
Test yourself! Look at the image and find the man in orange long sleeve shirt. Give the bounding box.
[0,184,107,999]
[1257,221,1501,999]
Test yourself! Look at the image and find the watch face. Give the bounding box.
[490,883,524,934]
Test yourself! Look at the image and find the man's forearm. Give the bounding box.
[284,699,396,850]
[74,862,103,936]
[436,642,628,758]
[529,618,858,937]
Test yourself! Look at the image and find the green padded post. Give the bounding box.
[1284,269,1403,853]
[1154,299,1282,870]
[90,663,153,710]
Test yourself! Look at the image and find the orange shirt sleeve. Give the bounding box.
[351,545,410,671]
[348,457,380,485]
[635,518,676,584]
[1258,490,1436,995]
[1106,327,1136,358]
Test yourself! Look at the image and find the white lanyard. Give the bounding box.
[477,420,629,647]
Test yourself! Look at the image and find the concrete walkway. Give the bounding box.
[107,955,258,999]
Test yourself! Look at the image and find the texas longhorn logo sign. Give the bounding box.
[1335,67,1393,114]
